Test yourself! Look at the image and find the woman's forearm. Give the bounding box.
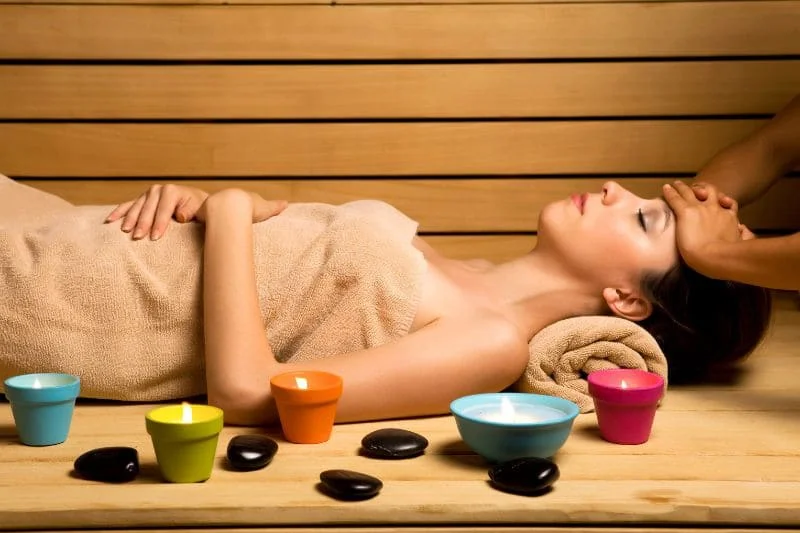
[202,190,279,425]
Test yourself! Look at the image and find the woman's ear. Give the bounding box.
[601,287,653,322]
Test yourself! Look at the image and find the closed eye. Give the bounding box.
[637,208,647,231]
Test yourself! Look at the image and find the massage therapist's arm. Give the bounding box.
[692,94,800,207]
[663,95,800,290]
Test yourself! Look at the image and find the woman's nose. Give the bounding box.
[601,181,620,205]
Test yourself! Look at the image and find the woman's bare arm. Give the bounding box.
[201,189,599,426]
[201,190,282,424]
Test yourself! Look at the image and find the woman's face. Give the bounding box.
[537,181,678,291]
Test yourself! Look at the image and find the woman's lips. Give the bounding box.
[571,193,587,214]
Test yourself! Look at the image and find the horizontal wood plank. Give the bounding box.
[0,0,774,5]
[417,235,534,263]
[1,62,798,119]
[0,120,767,177]
[1,448,798,485]
[1,480,798,528]
[1,3,798,60]
[20,177,799,232]
[7,530,792,533]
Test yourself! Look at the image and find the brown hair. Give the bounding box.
[638,260,773,383]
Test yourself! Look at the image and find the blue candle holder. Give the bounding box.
[450,393,580,462]
[4,373,81,446]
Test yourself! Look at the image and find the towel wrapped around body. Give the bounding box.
[0,176,426,400]
[0,175,667,408]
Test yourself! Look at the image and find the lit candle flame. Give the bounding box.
[181,402,192,423]
[295,376,309,390]
[500,396,515,421]
[479,396,543,424]
[620,380,629,390]
[32,378,43,389]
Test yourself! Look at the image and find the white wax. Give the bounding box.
[479,411,548,424]
[474,402,564,424]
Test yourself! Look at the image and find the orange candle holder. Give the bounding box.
[269,371,343,444]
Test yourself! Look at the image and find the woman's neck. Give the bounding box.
[477,251,594,304]
[466,249,608,337]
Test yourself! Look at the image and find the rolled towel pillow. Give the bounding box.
[514,316,668,412]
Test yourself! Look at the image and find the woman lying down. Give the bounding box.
[0,175,771,426]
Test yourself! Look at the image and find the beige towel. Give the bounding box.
[0,176,425,400]
[514,316,668,412]
[1,175,667,409]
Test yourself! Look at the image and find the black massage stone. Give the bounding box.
[488,457,560,496]
[319,469,383,501]
[74,446,139,483]
[226,435,279,471]
[361,428,429,459]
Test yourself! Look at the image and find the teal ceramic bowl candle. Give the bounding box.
[4,373,81,446]
[450,393,579,463]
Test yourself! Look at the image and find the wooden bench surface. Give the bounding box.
[1,295,798,532]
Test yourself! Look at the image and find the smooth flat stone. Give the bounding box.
[319,469,383,501]
[227,435,279,471]
[361,428,429,459]
[74,446,139,483]
[488,457,560,496]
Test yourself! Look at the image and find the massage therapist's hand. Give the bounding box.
[663,180,754,275]
[105,184,209,240]
[690,182,756,239]
[688,180,738,211]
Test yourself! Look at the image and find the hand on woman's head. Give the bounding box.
[686,181,738,211]
[663,180,750,274]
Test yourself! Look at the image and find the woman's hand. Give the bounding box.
[663,180,753,274]
[250,194,289,223]
[105,184,209,240]
[198,189,288,224]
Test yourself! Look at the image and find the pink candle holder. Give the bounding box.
[587,369,665,445]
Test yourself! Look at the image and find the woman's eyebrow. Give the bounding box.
[659,200,673,234]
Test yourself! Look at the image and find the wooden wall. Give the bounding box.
[0,0,798,262]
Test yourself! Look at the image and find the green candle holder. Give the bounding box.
[145,403,224,483]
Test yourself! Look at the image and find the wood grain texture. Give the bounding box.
[4,530,794,533]
[0,301,798,529]
[19,177,800,232]
[1,62,797,119]
[0,120,767,177]
[1,2,798,60]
